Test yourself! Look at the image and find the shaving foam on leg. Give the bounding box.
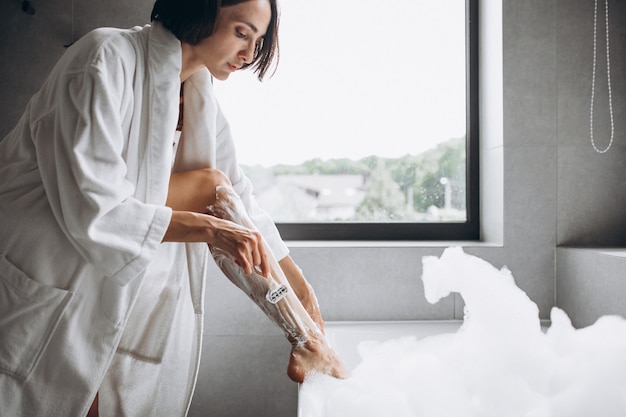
[205,185,349,382]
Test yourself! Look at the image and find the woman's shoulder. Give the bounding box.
[61,26,149,72]
[87,25,150,47]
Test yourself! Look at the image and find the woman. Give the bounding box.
[0,1,345,416]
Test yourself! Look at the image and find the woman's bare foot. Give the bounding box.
[287,333,350,383]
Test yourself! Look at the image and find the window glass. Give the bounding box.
[214,0,474,238]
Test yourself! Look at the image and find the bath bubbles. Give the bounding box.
[299,247,626,417]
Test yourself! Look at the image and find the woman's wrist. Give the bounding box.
[163,210,215,243]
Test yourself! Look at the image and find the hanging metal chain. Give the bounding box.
[589,0,615,154]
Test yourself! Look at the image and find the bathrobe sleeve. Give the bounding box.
[31,45,172,285]
[214,113,290,261]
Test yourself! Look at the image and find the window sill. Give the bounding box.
[285,240,502,249]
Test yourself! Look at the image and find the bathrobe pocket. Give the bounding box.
[116,243,183,363]
[0,254,73,380]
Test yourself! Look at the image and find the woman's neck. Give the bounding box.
[180,42,204,82]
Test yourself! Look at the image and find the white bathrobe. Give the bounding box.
[0,22,288,417]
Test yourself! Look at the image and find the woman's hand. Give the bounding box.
[209,216,271,277]
[163,210,271,277]
[164,169,270,277]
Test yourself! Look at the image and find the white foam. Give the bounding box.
[300,247,626,417]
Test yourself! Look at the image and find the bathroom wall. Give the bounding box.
[0,0,154,138]
[554,0,626,328]
[1,1,624,416]
[556,0,626,246]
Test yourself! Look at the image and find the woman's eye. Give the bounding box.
[236,29,247,39]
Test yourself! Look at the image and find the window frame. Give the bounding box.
[275,0,479,241]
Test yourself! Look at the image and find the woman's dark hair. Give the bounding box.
[151,0,279,80]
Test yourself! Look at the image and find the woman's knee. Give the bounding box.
[167,168,231,212]
[194,168,231,188]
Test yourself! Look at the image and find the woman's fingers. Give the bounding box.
[246,230,271,278]
[254,243,271,279]
[214,220,270,278]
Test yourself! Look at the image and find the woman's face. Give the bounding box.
[187,0,272,81]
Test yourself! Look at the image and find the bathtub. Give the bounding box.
[297,320,463,417]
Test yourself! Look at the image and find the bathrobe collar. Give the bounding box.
[143,22,183,204]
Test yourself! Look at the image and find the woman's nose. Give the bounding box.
[240,42,256,64]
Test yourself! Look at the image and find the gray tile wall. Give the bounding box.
[553,0,626,332]
[0,0,154,139]
[1,0,624,416]
[556,248,626,328]
[556,0,626,246]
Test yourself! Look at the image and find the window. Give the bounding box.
[214,0,479,240]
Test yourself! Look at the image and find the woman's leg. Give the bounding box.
[207,185,349,382]
[167,169,348,382]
